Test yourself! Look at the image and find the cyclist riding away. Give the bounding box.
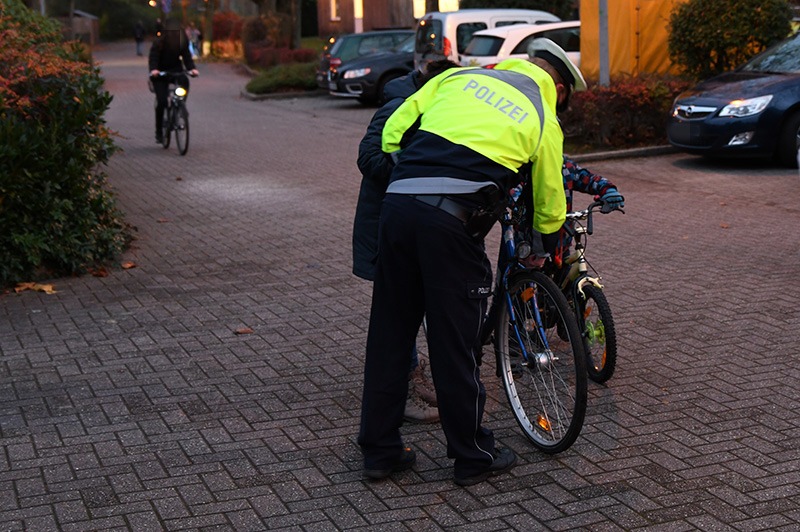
[149,18,198,144]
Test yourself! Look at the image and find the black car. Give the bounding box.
[667,33,800,167]
[327,35,415,105]
[315,29,414,91]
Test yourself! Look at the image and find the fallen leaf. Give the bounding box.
[234,327,254,335]
[719,201,727,206]
[720,223,729,229]
[90,267,109,277]
[157,218,170,223]
[121,261,137,269]
[15,282,57,294]
[176,176,183,181]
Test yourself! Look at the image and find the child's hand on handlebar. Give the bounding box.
[599,188,624,213]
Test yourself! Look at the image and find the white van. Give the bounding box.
[414,9,561,68]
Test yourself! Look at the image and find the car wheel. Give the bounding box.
[373,72,407,106]
[777,110,800,168]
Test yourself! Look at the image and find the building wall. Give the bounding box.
[363,0,415,30]
[318,0,355,37]
[318,0,416,37]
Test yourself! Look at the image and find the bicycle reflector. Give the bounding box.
[175,87,187,97]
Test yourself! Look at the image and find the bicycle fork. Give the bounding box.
[504,282,553,372]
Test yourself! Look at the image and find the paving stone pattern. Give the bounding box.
[1,41,799,530]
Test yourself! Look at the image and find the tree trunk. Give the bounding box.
[292,0,301,49]
[69,0,75,39]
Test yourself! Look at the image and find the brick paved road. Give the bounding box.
[1,40,799,530]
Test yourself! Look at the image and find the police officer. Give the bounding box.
[358,39,586,486]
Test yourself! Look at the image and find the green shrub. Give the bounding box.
[245,62,318,94]
[561,75,692,152]
[0,0,129,287]
[668,0,792,80]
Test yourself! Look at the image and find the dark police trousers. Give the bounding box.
[358,194,496,478]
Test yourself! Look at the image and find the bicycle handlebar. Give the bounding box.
[564,200,624,236]
[151,70,198,79]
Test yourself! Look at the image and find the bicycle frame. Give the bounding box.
[498,207,552,367]
[560,216,603,301]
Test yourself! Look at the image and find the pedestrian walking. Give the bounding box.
[134,20,145,56]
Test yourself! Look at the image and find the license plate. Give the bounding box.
[328,82,337,91]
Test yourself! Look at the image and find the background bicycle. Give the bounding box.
[553,200,623,384]
[151,70,197,156]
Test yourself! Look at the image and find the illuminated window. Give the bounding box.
[330,0,340,21]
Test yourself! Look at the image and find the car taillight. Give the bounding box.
[443,37,452,59]
[486,64,497,69]
[330,58,342,68]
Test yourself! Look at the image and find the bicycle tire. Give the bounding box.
[495,270,587,454]
[174,104,189,155]
[161,106,171,149]
[577,285,617,384]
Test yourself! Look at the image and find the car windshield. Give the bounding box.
[741,34,800,73]
[396,35,415,53]
[464,35,504,56]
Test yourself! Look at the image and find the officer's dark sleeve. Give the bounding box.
[357,98,404,186]
[148,40,159,71]
[540,231,559,256]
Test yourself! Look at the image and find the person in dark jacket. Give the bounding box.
[149,18,198,144]
[353,60,459,424]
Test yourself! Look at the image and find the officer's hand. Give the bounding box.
[189,69,199,77]
[600,188,624,213]
[150,69,160,77]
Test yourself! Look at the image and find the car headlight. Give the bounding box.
[343,68,371,79]
[719,95,772,117]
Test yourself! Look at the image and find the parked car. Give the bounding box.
[328,35,415,105]
[414,9,561,69]
[316,29,414,90]
[460,21,580,68]
[667,33,800,167]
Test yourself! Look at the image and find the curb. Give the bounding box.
[571,145,677,162]
[240,88,328,101]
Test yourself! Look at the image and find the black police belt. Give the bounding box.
[408,194,472,224]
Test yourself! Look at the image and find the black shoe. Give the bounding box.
[454,447,517,486]
[363,447,416,480]
[155,135,163,144]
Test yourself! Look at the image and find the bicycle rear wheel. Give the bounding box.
[161,106,171,149]
[174,104,189,155]
[495,270,587,454]
[577,285,617,384]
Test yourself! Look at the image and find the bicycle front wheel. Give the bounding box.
[161,106,171,149]
[174,104,189,155]
[578,285,617,384]
[495,270,587,454]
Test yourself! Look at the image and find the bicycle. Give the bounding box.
[555,200,623,384]
[484,187,588,454]
[152,71,196,156]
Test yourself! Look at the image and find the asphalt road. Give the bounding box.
[1,40,799,530]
